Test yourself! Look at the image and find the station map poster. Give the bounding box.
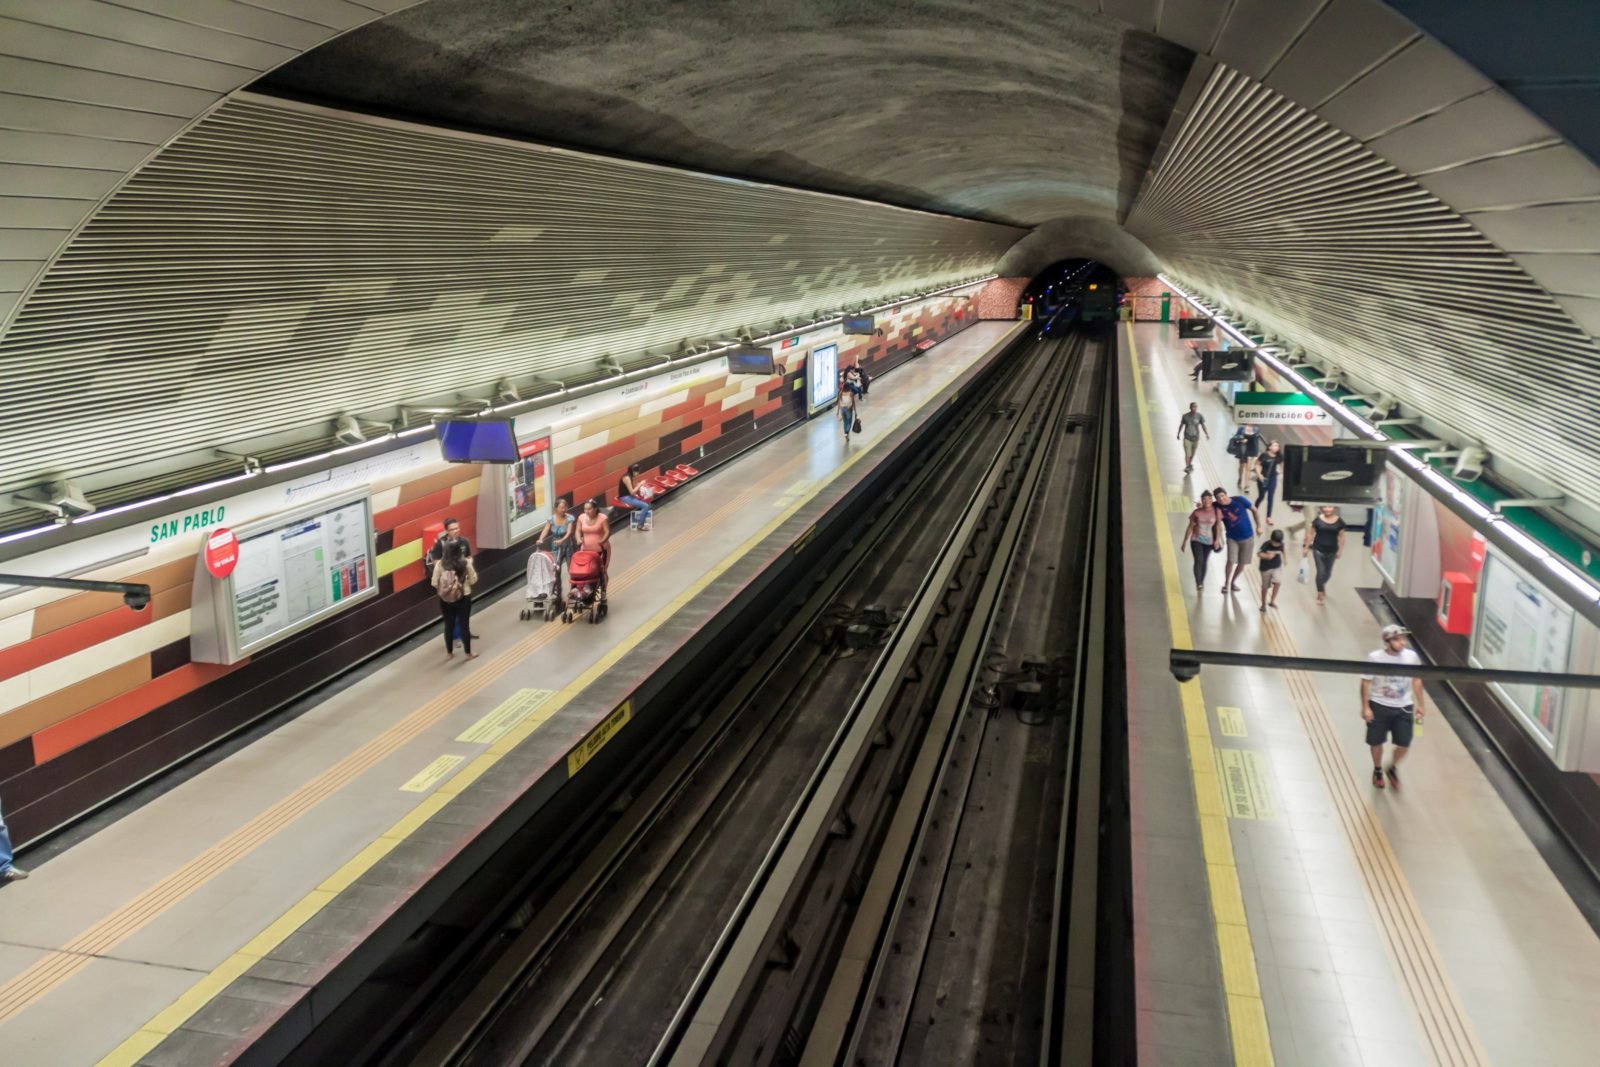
[191,490,378,664]
[808,343,839,414]
[505,431,555,544]
[1371,466,1405,585]
[1471,550,1574,745]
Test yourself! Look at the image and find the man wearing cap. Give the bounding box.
[1360,624,1425,788]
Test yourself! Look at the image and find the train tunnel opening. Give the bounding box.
[1021,258,1126,336]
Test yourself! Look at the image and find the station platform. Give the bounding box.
[1121,321,1600,1067]
[0,320,1026,1066]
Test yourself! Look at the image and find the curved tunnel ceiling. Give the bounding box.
[2,0,1600,529]
[257,0,1192,227]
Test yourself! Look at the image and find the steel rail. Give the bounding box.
[408,332,1060,1067]
[800,332,1095,1066]
[651,336,1083,1066]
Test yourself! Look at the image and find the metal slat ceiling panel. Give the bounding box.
[1128,64,1600,517]
[0,94,1021,516]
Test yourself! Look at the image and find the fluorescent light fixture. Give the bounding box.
[1489,520,1549,560]
[1540,556,1600,603]
[1,275,994,552]
[0,524,57,548]
[1417,469,1495,521]
[1159,273,1600,610]
[76,471,264,526]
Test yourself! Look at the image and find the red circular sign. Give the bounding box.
[204,527,239,579]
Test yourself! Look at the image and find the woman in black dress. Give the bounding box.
[1302,504,1347,606]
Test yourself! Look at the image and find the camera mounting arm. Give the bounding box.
[0,573,154,611]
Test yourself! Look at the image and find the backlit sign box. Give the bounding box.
[807,343,839,414]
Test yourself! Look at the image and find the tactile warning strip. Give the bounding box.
[1185,429,1489,1067]
[0,482,767,1027]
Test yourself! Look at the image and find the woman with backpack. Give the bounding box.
[1229,424,1261,488]
[432,538,479,659]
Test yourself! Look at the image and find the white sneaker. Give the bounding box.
[2,867,28,882]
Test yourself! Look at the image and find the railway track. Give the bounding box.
[306,328,1115,1067]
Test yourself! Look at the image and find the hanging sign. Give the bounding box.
[1231,392,1333,425]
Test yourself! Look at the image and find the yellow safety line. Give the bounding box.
[1125,325,1274,1067]
[95,325,1027,1065]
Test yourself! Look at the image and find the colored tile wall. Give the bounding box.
[0,290,980,844]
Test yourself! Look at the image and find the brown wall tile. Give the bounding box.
[0,655,152,749]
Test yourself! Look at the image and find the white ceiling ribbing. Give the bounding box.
[1128,64,1600,518]
[0,94,1021,520]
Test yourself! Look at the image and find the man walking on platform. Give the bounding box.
[1361,624,1425,789]
[1213,487,1259,595]
[1176,402,1209,473]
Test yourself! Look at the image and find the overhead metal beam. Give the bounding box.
[1170,648,1600,690]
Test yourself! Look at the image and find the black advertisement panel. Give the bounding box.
[1202,350,1255,381]
[1283,445,1386,505]
[1178,317,1214,339]
[842,315,876,335]
[728,346,776,375]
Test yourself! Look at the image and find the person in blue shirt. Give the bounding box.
[1213,487,1261,595]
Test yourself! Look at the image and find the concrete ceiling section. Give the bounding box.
[1129,63,1600,524]
[0,93,1021,527]
[4,0,1600,529]
[0,0,421,334]
[993,217,1161,279]
[257,0,1193,228]
[1382,0,1600,165]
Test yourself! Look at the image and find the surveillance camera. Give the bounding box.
[334,413,365,445]
[1169,657,1201,683]
[123,590,151,611]
[1454,445,1488,483]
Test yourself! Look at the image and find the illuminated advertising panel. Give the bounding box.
[808,343,839,414]
[1371,466,1406,584]
[474,428,557,549]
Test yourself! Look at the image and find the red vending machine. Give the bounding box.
[1437,571,1476,635]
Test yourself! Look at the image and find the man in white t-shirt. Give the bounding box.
[1360,623,1425,789]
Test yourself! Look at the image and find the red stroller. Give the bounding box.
[563,548,608,624]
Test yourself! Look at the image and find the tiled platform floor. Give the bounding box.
[1125,320,1600,1067]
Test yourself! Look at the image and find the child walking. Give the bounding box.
[1258,529,1286,613]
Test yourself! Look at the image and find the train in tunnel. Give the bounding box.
[1023,259,1125,335]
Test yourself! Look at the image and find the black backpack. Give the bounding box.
[1226,431,1245,458]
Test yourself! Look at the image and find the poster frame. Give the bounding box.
[1468,546,1577,759]
[191,487,378,665]
[477,427,557,550]
[807,343,840,415]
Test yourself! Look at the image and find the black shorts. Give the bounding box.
[1365,702,1414,747]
